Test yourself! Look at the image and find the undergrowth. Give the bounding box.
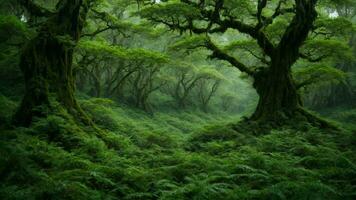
[0,97,355,200]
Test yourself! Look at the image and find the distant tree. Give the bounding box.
[104,60,140,99]
[75,42,127,98]
[140,0,353,126]
[165,63,203,108]
[164,61,224,110]
[129,62,168,111]
[220,93,236,112]
[77,40,168,111]
[195,68,224,112]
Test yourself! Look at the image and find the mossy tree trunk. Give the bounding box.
[250,0,318,123]
[14,0,92,126]
[144,0,339,127]
[202,0,319,124]
[251,52,302,121]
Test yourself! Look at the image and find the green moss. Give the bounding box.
[1,98,356,199]
[0,94,17,125]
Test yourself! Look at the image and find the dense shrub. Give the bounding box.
[1,100,356,200]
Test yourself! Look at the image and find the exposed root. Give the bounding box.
[297,108,339,130]
[233,108,340,135]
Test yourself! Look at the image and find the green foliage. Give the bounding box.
[170,35,207,52]
[1,0,356,199]
[1,95,356,200]
[301,39,354,62]
[314,17,354,37]
[294,63,347,88]
[139,2,201,22]
[80,98,119,131]
[197,67,225,81]
[0,94,17,125]
[0,15,28,44]
[78,40,168,63]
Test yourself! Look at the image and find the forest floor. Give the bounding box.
[0,96,356,200]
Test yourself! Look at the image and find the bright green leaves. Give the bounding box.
[139,1,201,21]
[296,39,352,88]
[170,35,208,51]
[130,48,169,63]
[224,40,259,52]
[138,0,202,33]
[264,17,290,45]
[321,0,356,9]
[223,0,256,18]
[83,0,163,39]
[294,63,347,89]
[78,40,127,58]
[198,67,226,81]
[301,39,354,62]
[223,40,262,60]
[78,40,168,63]
[314,17,354,38]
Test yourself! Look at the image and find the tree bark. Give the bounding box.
[13,0,91,126]
[250,0,318,123]
[251,53,302,121]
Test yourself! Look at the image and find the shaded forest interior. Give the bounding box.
[0,0,356,199]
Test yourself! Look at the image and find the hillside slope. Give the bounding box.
[1,97,355,200]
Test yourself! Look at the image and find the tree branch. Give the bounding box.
[299,53,328,62]
[182,0,276,56]
[205,39,254,76]
[278,0,318,54]
[212,17,275,56]
[256,0,268,29]
[296,74,321,89]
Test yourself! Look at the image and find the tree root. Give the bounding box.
[232,108,340,135]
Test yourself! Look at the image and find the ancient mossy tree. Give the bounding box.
[140,0,353,126]
[14,0,95,126]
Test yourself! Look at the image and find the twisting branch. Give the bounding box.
[262,0,295,27]
[82,9,129,38]
[241,46,270,65]
[181,0,276,56]
[205,38,255,76]
[296,74,322,89]
[278,0,318,54]
[212,17,275,56]
[256,0,268,29]
[82,24,128,38]
[206,0,224,30]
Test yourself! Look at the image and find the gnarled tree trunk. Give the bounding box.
[250,51,334,128]
[13,0,91,126]
[250,0,321,125]
[252,53,302,121]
